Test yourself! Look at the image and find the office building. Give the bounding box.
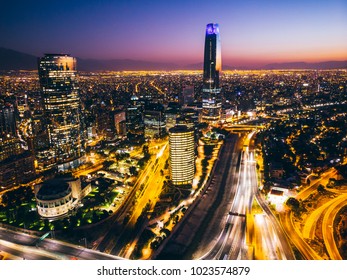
[180,85,195,106]
[0,103,23,162]
[0,103,17,138]
[126,95,145,142]
[38,54,85,171]
[0,151,36,189]
[144,102,166,139]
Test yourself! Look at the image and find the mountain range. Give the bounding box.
[1,47,346,71]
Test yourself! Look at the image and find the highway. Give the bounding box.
[199,133,255,259]
[153,133,239,259]
[296,169,337,200]
[280,210,323,260]
[197,134,249,260]
[199,130,294,260]
[282,166,343,260]
[0,227,123,260]
[253,214,286,259]
[303,199,337,240]
[322,194,347,260]
[118,143,169,258]
[95,143,169,256]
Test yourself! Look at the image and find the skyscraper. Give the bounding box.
[126,95,145,143]
[0,102,22,162]
[144,102,166,139]
[38,54,85,171]
[0,103,17,138]
[202,23,222,123]
[169,125,195,185]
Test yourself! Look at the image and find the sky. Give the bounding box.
[1,0,347,67]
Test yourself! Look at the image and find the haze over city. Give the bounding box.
[1,0,347,67]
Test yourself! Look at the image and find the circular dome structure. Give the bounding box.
[36,179,73,218]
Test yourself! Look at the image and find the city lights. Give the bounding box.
[0,3,347,271]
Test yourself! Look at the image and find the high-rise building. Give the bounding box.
[114,109,126,136]
[0,102,36,188]
[0,103,17,138]
[38,54,85,171]
[0,151,36,189]
[202,23,222,123]
[169,125,195,185]
[144,102,166,139]
[179,85,195,106]
[126,95,145,142]
[0,102,23,162]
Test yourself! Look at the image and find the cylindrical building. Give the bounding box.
[169,125,195,185]
[36,179,73,218]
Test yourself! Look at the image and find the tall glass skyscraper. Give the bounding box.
[202,23,222,123]
[38,54,85,171]
[0,103,17,138]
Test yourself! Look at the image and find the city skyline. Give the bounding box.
[1,0,347,264]
[1,0,347,67]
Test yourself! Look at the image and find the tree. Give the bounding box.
[159,228,171,237]
[286,197,300,210]
[143,145,150,159]
[317,184,325,194]
[129,166,138,176]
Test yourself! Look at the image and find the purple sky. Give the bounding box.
[1,0,347,67]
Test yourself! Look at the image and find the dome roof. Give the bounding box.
[36,179,71,200]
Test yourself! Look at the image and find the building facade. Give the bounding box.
[35,174,91,218]
[0,151,36,189]
[38,54,85,171]
[0,103,17,137]
[144,102,166,139]
[201,23,222,123]
[169,125,195,185]
[126,95,145,142]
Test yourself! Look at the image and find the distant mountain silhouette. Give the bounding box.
[0,47,178,71]
[0,47,346,71]
[264,61,347,70]
[0,47,37,70]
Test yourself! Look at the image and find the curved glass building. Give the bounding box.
[38,54,85,171]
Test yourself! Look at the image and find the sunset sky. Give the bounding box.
[1,0,347,67]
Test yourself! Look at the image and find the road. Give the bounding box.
[118,144,169,258]
[95,143,169,256]
[153,133,239,259]
[280,210,323,260]
[199,130,294,260]
[322,194,347,260]
[200,133,256,260]
[303,199,337,240]
[253,214,286,259]
[0,227,123,260]
[282,166,343,260]
[296,169,337,200]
